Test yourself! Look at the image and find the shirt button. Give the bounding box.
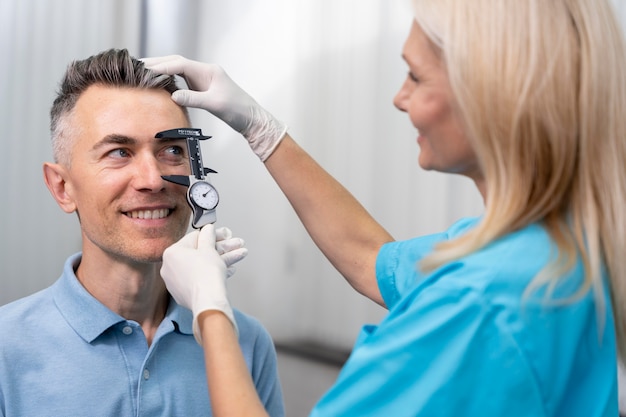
[143,369,150,380]
[122,326,133,335]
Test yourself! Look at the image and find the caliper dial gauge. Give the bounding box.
[156,127,219,229]
[189,180,219,210]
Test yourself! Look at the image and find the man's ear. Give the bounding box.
[43,162,77,213]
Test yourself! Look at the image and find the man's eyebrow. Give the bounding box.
[91,134,137,151]
[155,136,187,144]
[91,134,186,151]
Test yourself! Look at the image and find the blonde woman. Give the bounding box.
[148,0,626,415]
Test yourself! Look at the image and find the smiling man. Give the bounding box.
[0,49,284,417]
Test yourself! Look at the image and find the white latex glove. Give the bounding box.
[141,55,288,162]
[161,224,244,343]
[215,226,247,278]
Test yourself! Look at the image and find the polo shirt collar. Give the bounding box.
[52,253,193,343]
[166,295,194,335]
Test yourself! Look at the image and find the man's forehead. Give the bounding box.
[71,86,189,142]
[74,84,186,115]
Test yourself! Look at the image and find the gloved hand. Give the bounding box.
[215,226,247,278]
[141,55,288,162]
[161,224,245,343]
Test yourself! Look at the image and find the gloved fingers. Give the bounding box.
[220,247,248,268]
[197,223,218,251]
[171,89,210,109]
[145,55,285,161]
[141,55,187,75]
[215,226,233,242]
[143,55,215,92]
[225,266,237,279]
[216,237,245,255]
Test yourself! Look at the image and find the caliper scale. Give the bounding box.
[156,128,219,229]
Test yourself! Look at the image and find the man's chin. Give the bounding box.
[123,252,165,265]
[128,239,182,264]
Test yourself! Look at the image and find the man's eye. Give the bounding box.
[160,146,187,163]
[165,146,184,156]
[108,148,130,158]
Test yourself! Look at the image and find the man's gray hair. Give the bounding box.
[50,48,187,165]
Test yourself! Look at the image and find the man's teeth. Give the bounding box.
[127,209,170,219]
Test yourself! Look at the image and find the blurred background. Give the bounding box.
[2,0,624,414]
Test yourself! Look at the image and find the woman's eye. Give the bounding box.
[408,71,419,83]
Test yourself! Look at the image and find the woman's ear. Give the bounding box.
[43,162,77,213]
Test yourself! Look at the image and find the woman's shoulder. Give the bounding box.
[379,219,590,311]
[462,222,555,285]
[377,219,552,303]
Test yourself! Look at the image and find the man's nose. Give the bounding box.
[133,154,166,192]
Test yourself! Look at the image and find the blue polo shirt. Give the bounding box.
[311,218,617,416]
[0,253,284,417]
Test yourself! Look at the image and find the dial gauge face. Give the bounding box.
[189,181,219,210]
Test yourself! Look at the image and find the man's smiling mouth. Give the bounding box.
[125,208,171,219]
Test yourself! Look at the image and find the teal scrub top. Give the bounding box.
[311,218,617,416]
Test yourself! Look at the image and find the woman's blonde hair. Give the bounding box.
[414,0,626,360]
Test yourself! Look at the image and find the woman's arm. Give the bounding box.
[199,311,270,417]
[161,226,270,416]
[142,56,393,306]
[264,134,393,305]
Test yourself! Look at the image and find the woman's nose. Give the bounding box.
[393,80,411,112]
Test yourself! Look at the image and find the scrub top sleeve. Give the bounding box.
[376,232,448,309]
[310,284,545,417]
